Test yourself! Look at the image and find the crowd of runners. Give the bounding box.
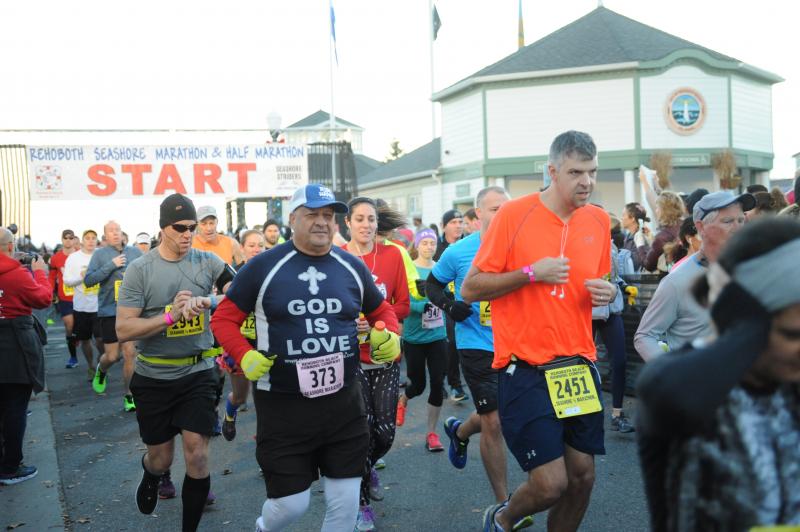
[1,129,799,531]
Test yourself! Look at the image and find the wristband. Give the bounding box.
[522,264,536,283]
[164,311,176,326]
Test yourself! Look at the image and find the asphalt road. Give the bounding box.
[42,327,649,531]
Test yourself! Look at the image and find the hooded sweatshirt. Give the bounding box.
[0,253,52,318]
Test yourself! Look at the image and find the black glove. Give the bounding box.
[415,279,427,297]
[444,300,473,322]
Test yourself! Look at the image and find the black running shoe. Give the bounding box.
[136,456,160,514]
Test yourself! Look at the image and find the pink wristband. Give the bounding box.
[164,311,176,326]
[522,265,536,283]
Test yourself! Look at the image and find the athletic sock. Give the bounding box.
[225,397,239,418]
[67,334,77,358]
[181,474,210,532]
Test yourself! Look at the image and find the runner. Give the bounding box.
[219,229,265,440]
[116,193,235,532]
[134,233,151,254]
[396,228,447,455]
[262,219,283,250]
[192,205,245,266]
[49,229,78,368]
[425,187,521,511]
[62,230,103,379]
[342,197,409,531]
[210,183,401,532]
[84,221,143,412]
[462,131,616,531]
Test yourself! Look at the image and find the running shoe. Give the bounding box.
[355,504,376,531]
[368,468,383,501]
[443,416,469,469]
[450,386,469,402]
[482,503,503,532]
[136,459,160,514]
[65,357,78,369]
[206,489,216,506]
[611,413,635,433]
[158,472,176,499]
[395,400,406,427]
[92,365,107,394]
[374,458,386,470]
[426,432,444,452]
[123,394,136,412]
[222,397,238,441]
[0,464,38,485]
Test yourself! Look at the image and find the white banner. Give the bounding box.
[27,144,308,201]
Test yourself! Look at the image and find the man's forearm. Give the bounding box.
[461,267,528,304]
[116,312,169,343]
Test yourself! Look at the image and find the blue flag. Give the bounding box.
[330,0,338,65]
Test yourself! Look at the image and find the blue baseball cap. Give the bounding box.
[288,184,348,214]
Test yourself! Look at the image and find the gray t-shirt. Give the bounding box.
[118,248,226,379]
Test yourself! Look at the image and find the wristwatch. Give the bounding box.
[522,265,536,283]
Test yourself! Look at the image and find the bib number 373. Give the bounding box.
[543,364,602,419]
[296,353,344,398]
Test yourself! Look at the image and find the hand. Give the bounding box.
[585,279,616,307]
[533,257,570,284]
[370,330,401,364]
[355,317,370,335]
[445,300,473,322]
[112,255,127,268]
[415,279,427,297]
[181,296,211,321]
[31,256,46,272]
[240,350,276,381]
[169,290,192,322]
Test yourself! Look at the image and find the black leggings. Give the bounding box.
[404,339,447,407]
[593,313,627,409]
[445,317,463,389]
[358,363,400,504]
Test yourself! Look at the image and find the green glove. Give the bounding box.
[240,350,276,381]
[370,327,401,364]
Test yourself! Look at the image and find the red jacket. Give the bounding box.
[0,254,52,319]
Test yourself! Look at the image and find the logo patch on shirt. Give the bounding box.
[298,266,327,295]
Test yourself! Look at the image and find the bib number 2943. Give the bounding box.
[296,353,344,398]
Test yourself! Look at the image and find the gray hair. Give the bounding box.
[548,130,597,170]
[475,186,510,209]
[0,227,14,246]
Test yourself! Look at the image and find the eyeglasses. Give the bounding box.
[170,223,197,233]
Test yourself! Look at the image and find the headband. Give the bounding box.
[733,238,800,312]
[414,229,438,247]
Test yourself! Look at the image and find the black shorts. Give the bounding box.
[254,381,368,499]
[73,311,101,341]
[498,359,605,472]
[98,316,118,344]
[56,300,73,317]
[129,368,219,445]
[459,349,498,414]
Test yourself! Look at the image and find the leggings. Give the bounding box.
[445,317,463,389]
[593,313,627,409]
[403,339,447,407]
[357,363,400,504]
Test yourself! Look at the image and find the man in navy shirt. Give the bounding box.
[211,184,400,532]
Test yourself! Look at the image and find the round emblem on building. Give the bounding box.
[664,87,706,135]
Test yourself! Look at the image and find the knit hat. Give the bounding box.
[159,194,197,228]
[442,209,463,227]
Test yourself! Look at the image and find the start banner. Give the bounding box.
[27,144,308,200]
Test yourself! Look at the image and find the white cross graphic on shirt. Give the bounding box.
[298,266,327,295]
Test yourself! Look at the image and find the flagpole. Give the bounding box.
[329,0,337,193]
[429,0,436,140]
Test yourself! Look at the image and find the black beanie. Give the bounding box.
[159,193,197,228]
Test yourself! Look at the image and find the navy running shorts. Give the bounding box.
[56,300,73,317]
[498,358,605,471]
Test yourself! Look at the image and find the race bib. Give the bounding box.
[114,280,122,301]
[543,364,602,419]
[62,284,74,296]
[296,353,344,398]
[421,304,444,329]
[83,283,100,296]
[240,313,256,340]
[479,301,492,327]
[164,304,204,337]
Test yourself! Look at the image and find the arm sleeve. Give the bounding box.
[62,254,83,287]
[637,318,768,435]
[426,268,453,310]
[210,297,251,364]
[472,208,510,273]
[634,280,679,361]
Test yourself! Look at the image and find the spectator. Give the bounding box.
[745,183,768,194]
[621,202,651,271]
[644,191,685,274]
[684,188,710,218]
[665,216,700,269]
[463,208,480,236]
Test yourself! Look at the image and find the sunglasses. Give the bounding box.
[170,223,198,233]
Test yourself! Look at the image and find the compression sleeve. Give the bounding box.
[210,297,251,364]
[365,299,400,335]
[425,271,453,311]
[215,263,236,293]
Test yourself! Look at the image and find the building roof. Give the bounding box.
[286,110,364,130]
[435,7,782,101]
[354,154,383,179]
[359,138,440,188]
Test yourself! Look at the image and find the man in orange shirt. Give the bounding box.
[192,206,245,266]
[462,131,616,532]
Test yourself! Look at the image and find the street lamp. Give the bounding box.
[267,111,282,143]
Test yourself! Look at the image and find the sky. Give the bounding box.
[1,0,798,245]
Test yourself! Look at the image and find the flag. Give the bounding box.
[432,4,442,40]
[330,0,338,65]
[518,0,525,49]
